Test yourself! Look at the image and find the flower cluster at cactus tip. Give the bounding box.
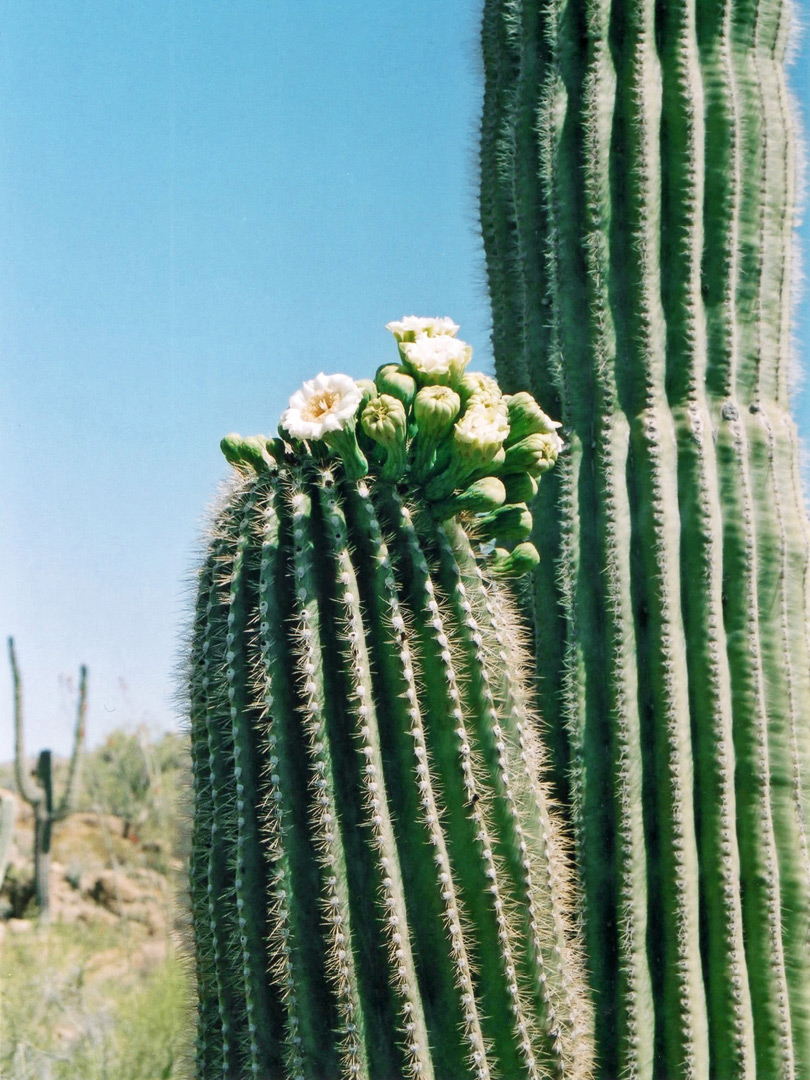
[222,317,563,577]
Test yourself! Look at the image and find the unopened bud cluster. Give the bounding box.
[221,318,562,577]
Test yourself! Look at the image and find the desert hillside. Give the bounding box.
[0,731,194,1079]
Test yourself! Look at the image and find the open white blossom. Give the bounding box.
[454,401,509,457]
[399,335,472,384]
[385,316,460,342]
[280,372,363,440]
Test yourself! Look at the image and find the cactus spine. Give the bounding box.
[479,0,810,1076]
[9,638,87,921]
[188,326,595,1079]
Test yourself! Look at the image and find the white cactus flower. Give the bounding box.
[399,335,472,385]
[454,401,510,458]
[385,316,460,342]
[280,373,363,440]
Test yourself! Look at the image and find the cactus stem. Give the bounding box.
[189,549,221,1077]
[434,521,569,1078]
[226,489,282,1077]
[441,519,599,1078]
[346,479,494,1080]
[316,469,435,1080]
[254,478,319,1079]
[285,470,371,1080]
[385,487,546,1079]
[202,513,242,1078]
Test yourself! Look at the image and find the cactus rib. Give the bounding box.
[479,0,810,1073]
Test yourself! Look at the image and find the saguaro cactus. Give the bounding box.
[480,1,810,1077]
[9,638,87,921]
[0,792,15,891]
[187,321,594,1079]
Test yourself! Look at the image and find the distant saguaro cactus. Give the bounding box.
[479,0,810,1076]
[9,638,87,921]
[187,321,595,1079]
[0,792,15,891]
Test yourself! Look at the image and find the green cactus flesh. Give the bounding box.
[188,336,595,1079]
[479,0,810,1076]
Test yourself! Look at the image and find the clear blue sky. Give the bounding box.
[1,1,809,760]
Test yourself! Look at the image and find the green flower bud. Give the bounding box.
[356,378,378,411]
[414,385,462,437]
[411,385,462,481]
[504,392,562,447]
[430,476,507,521]
[458,371,502,408]
[498,431,563,477]
[502,472,538,504]
[375,364,416,410]
[221,433,277,473]
[361,394,408,481]
[475,503,533,544]
[490,541,541,578]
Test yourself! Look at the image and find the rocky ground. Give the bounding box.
[1,786,186,945]
[0,786,194,1078]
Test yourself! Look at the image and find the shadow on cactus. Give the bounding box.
[187,318,595,1079]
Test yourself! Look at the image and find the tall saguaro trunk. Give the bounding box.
[479,0,810,1077]
[9,639,87,923]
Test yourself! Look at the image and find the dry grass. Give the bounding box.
[0,919,194,1080]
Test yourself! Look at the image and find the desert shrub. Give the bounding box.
[0,921,192,1080]
[81,729,190,852]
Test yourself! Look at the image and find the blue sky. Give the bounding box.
[1,1,809,760]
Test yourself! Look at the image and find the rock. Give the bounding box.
[7,917,33,934]
[87,870,142,912]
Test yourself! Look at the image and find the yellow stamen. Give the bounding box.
[303,391,340,421]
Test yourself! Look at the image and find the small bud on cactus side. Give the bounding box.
[499,431,563,477]
[430,475,507,520]
[502,471,539,505]
[220,433,277,473]
[490,541,541,577]
[503,391,562,447]
[476,502,534,543]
